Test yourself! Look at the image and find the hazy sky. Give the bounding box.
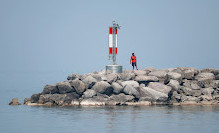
[0,0,219,75]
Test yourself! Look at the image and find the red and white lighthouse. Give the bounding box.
[109,27,117,54]
[106,20,122,73]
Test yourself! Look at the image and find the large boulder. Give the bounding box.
[80,96,108,106]
[111,82,123,94]
[30,93,41,103]
[167,79,180,91]
[42,85,58,94]
[71,79,86,95]
[212,69,219,75]
[215,75,219,80]
[9,98,21,105]
[123,85,140,99]
[56,82,74,94]
[64,93,80,104]
[120,73,134,81]
[148,82,172,95]
[195,73,215,80]
[201,87,214,95]
[38,94,66,105]
[180,87,201,97]
[134,70,147,76]
[167,72,182,83]
[82,75,97,89]
[91,74,102,81]
[183,79,201,90]
[134,76,159,84]
[38,93,79,105]
[109,93,134,104]
[171,91,181,103]
[140,87,168,102]
[91,81,113,95]
[183,69,196,80]
[106,73,118,83]
[148,70,167,78]
[121,80,139,88]
[82,89,97,98]
[201,80,219,88]
[67,73,79,80]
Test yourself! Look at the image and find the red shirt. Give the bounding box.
[131,56,136,63]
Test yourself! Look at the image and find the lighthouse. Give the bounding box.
[106,20,123,73]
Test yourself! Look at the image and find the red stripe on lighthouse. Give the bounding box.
[109,47,117,54]
[109,27,117,34]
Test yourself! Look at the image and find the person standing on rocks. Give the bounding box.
[130,53,138,70]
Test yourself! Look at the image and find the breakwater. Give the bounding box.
[24,67,219,106]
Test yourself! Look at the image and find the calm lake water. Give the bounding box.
[0,72,219,133]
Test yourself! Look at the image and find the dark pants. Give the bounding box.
[132,62,136,66]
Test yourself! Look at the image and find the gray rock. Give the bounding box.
[195,73,215,80]
[109,93,134,103]
[139,83,146,88]
[183,69,195,80]
[148,70,167,78]
[171,91,181,102]
[135,75,159,84]
[212,69,219,75]
[201,87,214,95]
[202,80,219,88]
[183,79,201,90]
[38,93,79,105]
[80,96,109,106]
[71,79,86,95]
[67,73,79,80]
[215,75,219,80]
[64,93,80,104]
[200,68,214,73]
[120,73,134,81]
[176,67,199,79]
[82,75,97,88]
[82,89,97,98]
[90,74,102,81]
[140,87,168,102]
[91,81,113,95]
[56,81,74,94]
[123,85,140,99]
[179,86,202,97]
[134,70,147,75]
[198,95,213,101]
[180,87,194,96]
[142,67,156,72]
[9,98,21,105]
[38,94,65,105]
[30,93,41,103]
[111,82,123,94]
[24,98,30,104]
[148,82,172,95]
[42,85,58,94]
[139,96,153,102]
[167,79,180,91]
[167,72,182,83]
[106,73,118,83]
[121,80,139,88]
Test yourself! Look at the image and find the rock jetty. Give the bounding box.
[24,67,219,106]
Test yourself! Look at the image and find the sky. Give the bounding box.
[0,0,219,75]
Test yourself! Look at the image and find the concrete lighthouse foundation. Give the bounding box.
[106,65,123,73]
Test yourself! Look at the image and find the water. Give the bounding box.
[0,72,219,133]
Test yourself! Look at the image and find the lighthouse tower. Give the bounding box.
[106,20,123,73]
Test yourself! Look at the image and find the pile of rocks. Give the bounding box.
[24,67,219,106]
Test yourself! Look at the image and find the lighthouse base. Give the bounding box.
[106,65,123,74]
